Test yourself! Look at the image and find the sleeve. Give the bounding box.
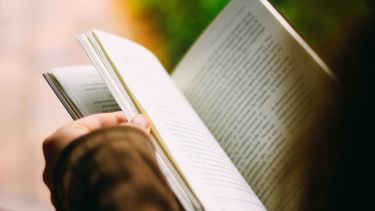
[51,126,183,211]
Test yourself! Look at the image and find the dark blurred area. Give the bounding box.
[305,1,375,210]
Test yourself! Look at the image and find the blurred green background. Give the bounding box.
[134,0,371,70]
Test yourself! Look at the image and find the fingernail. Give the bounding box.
[132,115,150,130]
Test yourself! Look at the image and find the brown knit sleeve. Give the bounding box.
[52,126,183,211]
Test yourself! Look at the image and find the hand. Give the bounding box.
[42,112,151,190]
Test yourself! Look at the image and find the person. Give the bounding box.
[42,112,182,211]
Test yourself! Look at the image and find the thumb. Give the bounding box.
[131,115,151,134]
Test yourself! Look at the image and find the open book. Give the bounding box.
[44,0,335,210]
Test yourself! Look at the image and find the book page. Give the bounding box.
[172,0,333,210]
[92,30,266,211]
[52,66,120,117]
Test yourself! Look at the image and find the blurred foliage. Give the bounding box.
[136,0,229,68]
[135,0,371,69]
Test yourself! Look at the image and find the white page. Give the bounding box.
[173,0,333,210]
[92,30,266,211]
[53,66,120,116]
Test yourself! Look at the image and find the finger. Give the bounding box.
[46,112,126,145]
[130,115,151,134]
[75,111,127,131]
